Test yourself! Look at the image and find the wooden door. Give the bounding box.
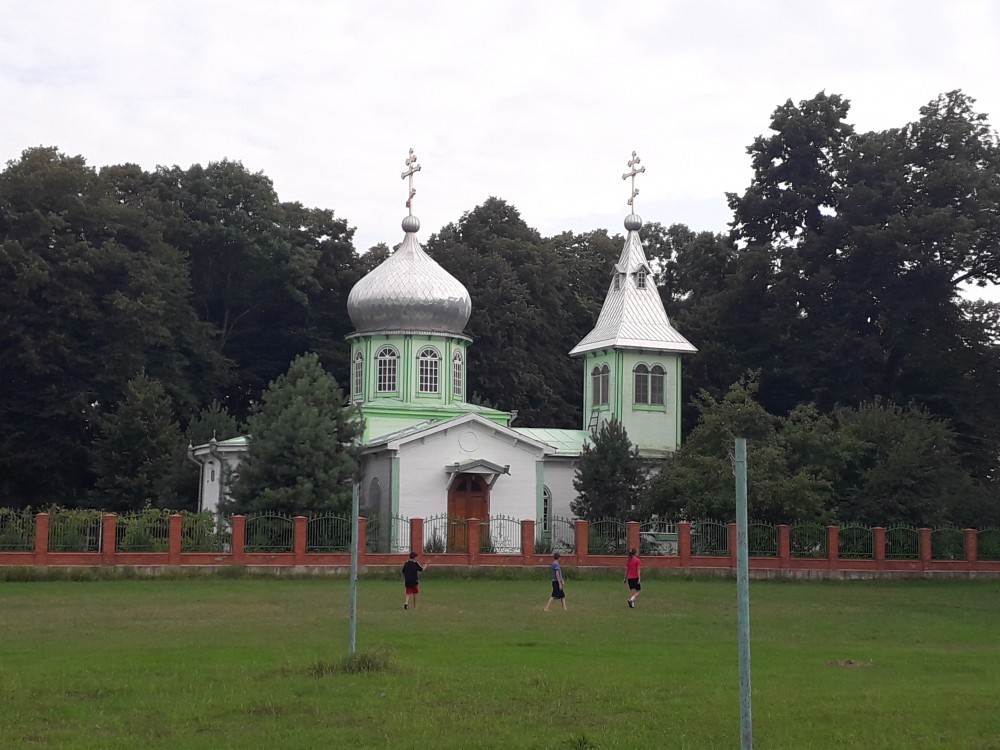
[447,474,489,551]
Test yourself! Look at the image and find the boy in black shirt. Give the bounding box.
[402,551,428,610]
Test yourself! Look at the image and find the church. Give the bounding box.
[189,151,696,544]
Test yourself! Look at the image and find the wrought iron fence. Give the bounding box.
[306,514,351,552]
[978,528,1000,561]
[885,525,919,559]
[931,527,965,561]
[838,525,873,559]
[480,515,520,554]
[373,514,411,554]
[0,509,35,552]
[48,510,102,552]
[181,513,230,552]
[691,520,729,556]
[639,520,677,556]
[423,514,466,553]
[244,512,294,553]
[535,515,575,554]
[588,518,626,556]
[747,522,777,557]
[115,510,170,552]
[789,523,826,558]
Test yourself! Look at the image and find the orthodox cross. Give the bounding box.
[401,148,421,215]
[622,151,645,210]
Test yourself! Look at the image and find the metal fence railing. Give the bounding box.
[307,514,351,553]
[181,513,231,552]
[639,520,678,556]
[423,514,467,553]
[536,515,575,554]
[838,524,873,559]
[691,520,729,556]
[978,528,1000,561]
[48,510,102,552]
[588,518,627,556]
[885,525,919,559]
[480,515,520,553]
[115,511,170,552]
[244,513,294,553]
[789,523,826,558]
[748,522,778,557]
[931,527,965,561]
[0,509,35,552]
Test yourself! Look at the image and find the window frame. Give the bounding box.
[417,347,440,395]
[375,346,399,393]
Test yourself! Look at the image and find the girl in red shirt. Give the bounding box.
[625,548,642,608]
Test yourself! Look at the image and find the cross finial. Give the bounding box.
[401,148,421,215]
[621,150,646,210]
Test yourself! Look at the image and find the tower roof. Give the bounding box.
[569,153,696,357]
[347,150,472,335]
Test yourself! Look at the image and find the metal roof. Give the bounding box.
[513,427,592,457]
[570,220,697,356]
[347,217,472,335]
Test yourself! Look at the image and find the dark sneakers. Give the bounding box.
[404,604,408,610]
[627,600,635,608]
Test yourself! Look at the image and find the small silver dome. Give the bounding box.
[348,224,471,334]
[624,213,643,231]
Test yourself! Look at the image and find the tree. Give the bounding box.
[0,148,222,507]
[227,353,363,515]
[186,400,245,446]
[427,198,584,427]
[571,417,646,520]
[89,374,189,511]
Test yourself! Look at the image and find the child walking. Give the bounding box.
[625,548,642,608]
[402,551,428,610]
[543,552,567,611]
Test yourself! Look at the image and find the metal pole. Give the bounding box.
[349,482,359,655]
[735,437,753,749]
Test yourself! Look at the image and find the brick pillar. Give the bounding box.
[678,521,691,568]
[574,519,589,563]
[467,518,481,565]
[918,528,932,564]
[293,516,307,564]
[626,521,640,554]
[410,517,424,555]
[965,528,977,564]
[34,512,49,566]
[521,519,535,562]
[231,515,246,564]
[873,527,886,563]
[358,517,368,565]
[777,524,790,566]
[101,514,117,566]
[827,526,839,565]
[168,514,182,565]
[728,523,738,568]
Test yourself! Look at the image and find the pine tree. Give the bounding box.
[228,353,363,515]
[571,416,646,520]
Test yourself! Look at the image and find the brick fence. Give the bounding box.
[2,513,1000,579]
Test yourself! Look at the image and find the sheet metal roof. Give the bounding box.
[570,227,697,356]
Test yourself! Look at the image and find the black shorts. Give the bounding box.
[551,581,565,599]
[627,578,641,591]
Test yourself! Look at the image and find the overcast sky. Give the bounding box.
[3,1,999,295]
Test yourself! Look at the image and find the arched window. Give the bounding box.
[636,268,648,289]
[600,364,610,405]
[376,347,398,393]
[353,351,364,399]
[542,485,552,534]
[634,364,649,404]
[417,347,440,394]
[591,366,602,406]
[650,365,665,405]
[452,351,463,399]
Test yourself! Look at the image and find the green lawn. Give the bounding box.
[1,571,999,749]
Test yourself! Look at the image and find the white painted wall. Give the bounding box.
[396,420,547,522]
[541,458,579,520]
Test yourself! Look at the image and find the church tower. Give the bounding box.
[569,152,697,458]
[346,150,509,442]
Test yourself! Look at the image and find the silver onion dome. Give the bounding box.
[347,217,472,334]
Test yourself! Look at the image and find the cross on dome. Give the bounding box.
[401,148,421,215]
[622,151,645,211]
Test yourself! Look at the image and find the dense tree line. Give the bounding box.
[1,90,998,524]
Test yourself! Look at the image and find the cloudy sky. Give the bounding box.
[3,1,999,295]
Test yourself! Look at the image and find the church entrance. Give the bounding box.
[447,474,490,551]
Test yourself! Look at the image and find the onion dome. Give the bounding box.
[347,216,472,334]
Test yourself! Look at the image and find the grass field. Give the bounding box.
[1,570,999,749]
